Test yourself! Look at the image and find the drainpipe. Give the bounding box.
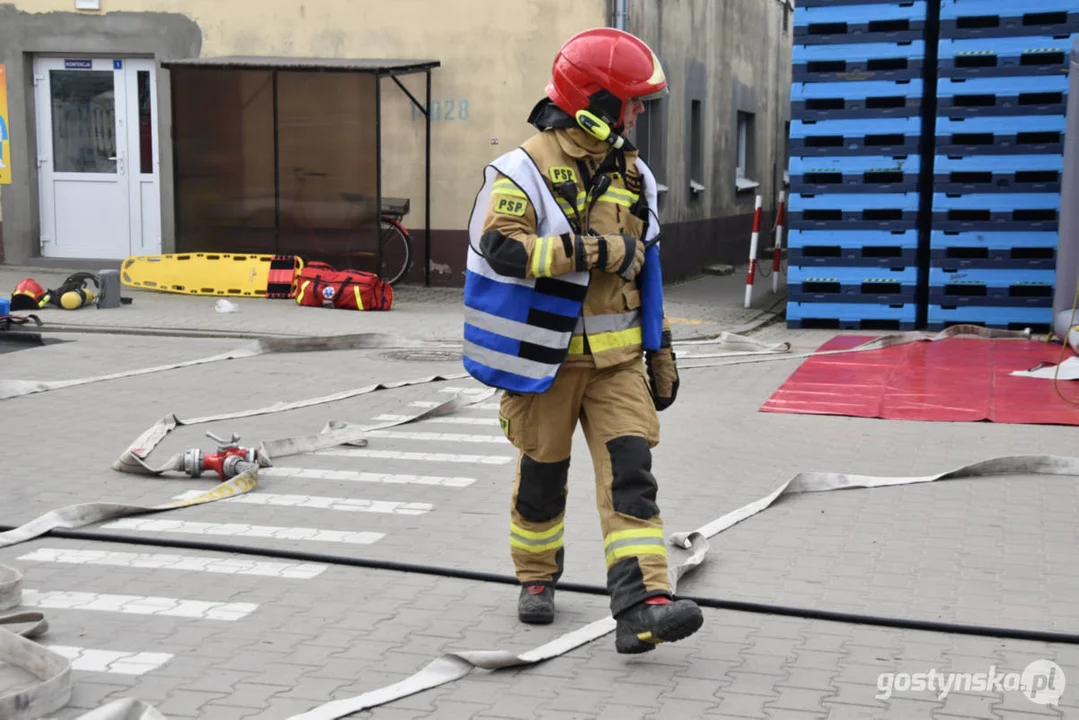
[614,0,626,29]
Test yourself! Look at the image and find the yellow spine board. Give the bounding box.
[121,253,300,298]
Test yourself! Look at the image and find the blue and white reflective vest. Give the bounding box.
[462,146,664,394]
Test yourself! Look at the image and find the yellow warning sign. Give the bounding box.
[0,65,10,185]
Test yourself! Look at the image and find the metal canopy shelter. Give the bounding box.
[162,55,441,285]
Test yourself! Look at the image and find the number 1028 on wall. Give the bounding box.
[412,99,469,121]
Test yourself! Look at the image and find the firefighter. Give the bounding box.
[461,27,703,654]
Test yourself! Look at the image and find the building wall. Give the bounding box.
[626,0,793,280]
[0,0,792,286]
[0,0,607,281]
[0,3,201,266]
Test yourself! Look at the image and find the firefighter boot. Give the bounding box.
[518,582,555,624]
[614,596,704,654]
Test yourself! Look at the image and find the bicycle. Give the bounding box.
[340,192,413,287]
[287,168,414,287]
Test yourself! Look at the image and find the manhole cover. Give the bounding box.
[381,349,461,362]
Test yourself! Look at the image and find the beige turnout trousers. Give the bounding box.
[498,357,672,616]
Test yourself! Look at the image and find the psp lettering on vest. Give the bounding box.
[549,166,577,184]
[494,196,527,217]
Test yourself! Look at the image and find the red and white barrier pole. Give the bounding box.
[744,194,763,309]
[772,190,786,294]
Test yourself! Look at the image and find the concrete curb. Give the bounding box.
[673,294,788,342]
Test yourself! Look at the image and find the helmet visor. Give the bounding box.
[635,86,669,103]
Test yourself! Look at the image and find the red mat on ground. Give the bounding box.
[760,335,1079,425]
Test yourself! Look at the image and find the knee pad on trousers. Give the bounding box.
[516,455,570,522]
[607,436,659,520]
[608,556,648,616]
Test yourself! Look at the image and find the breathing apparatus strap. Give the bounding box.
[46,272,100,310]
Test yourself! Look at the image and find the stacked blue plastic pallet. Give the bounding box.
[928,0,1077,331]
[787,0,929,329]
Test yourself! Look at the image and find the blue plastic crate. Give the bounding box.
[936,74,1069,117]
[789,155,921,194]
[938,36,1072,79]
[935,114,1066,155]
[930,229,1058,269]
[794,1,929,45]
[929,266,1055,307]
[793,41,926,82]
[790,192,921,230]
[792,116,923,156]
[788,229,919,267]
[791,78,924,120]
[940,0,1079,39]
[932,193,1060,232]
[787,301,918,330]
[927,304,1053,331]
[933,154,1063,194]
[788,265,919,303]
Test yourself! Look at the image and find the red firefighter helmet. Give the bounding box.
[545,28,668,130]
[10,277,46,311]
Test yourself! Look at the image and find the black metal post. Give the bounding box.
[425,68,432,287]
[376,73,383,276]
[169,70,182,250]
[914,0,943,329]
[272,71,280,254]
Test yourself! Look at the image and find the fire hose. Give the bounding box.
[0,326,1072,719]
[0,324,1040,402]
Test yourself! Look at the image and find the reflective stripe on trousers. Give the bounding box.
[510,521,565,554]
[568,311,642,355]
[603,528,666,568]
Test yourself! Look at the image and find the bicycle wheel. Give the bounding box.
[379,219,412,286]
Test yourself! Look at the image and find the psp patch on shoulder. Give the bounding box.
[549,166,577,185]
[493,195,528,217]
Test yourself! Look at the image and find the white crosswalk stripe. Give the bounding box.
[22,589,258,621]
[317,448,513,464]
[411,400,499,410]
[260,465,477,487]
[16,548,328,578]
[172,490,433,515]
[365,429,508,444]
[101,518,385,545]
[45,646,173,675]
[372,414,500,427]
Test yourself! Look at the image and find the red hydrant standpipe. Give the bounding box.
[178,431,259,481]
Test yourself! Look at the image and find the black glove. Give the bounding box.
[645,332,679,411]
[573,233,645,280]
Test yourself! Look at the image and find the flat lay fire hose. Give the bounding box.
[0,377,493,720]
[0,325,1041,402]
[0,326,1071,719]
[0,332,461,401]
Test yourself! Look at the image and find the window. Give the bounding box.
[635,97,668,203]
[736,111,759,192]
[634,100,660,185]
[689,99,704,198]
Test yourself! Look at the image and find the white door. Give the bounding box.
[34,56,161,259]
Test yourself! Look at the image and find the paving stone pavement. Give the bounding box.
[2,287,1079,718]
